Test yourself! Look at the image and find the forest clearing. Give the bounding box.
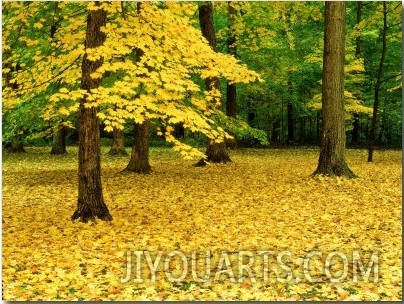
[2,147,402,300]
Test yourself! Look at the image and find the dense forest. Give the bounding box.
[3,1,402,152]
[1,1,402,301]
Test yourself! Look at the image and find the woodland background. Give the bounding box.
[2,1,402,301]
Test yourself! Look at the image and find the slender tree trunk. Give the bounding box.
[226,83,237,117]
[196,2,231,166]
[368,2,387,162]
[50,123,67,154]
[125,119,152,174]
[9,135,26,153]
[173,124,185,139]
[124,2,152,173]
[352,112,360,145]
[351,1,362,147]
[108,127,128,156]
[287,102,294,144]
[226,1,237,118]
[72,3,112,223]
[313,1,356,178]
[355,1,362,57]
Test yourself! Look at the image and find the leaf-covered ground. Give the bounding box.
[2,147,402,300]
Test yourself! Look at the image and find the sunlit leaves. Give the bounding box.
[2,1,262,159]
[2,147,402,300]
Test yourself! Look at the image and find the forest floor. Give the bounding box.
[2,147,402,300]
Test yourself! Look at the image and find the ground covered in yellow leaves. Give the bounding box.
[2,147,402,300]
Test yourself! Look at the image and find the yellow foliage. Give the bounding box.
[2,147,402,300]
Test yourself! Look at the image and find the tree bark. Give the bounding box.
[355,1,362,57]
[313,1,356,178]
[352,112,360,145]
[123,2,152,173]
[368,2,387,162]
[196,2,231,166]
[72,3,112,223]
[125,119,152,174]
[226,2,237,118]
[50,123,67,154]
[108,127,128,156]
[287,101,294,144]
[9,135,26,153]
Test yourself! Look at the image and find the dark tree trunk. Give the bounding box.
[50,123,67,154]
[226,2,237,118]
[173,124,185,139]
[299,117,306,145]
[122,2,151,173]
[271,120,280,143]
[368,2,387,162]
[9,135,26,153]
[125,119,152,174]
[355,1,362,57]
[72,4,112,223]
[226,83,237,118]
[352,112,360,144]
[196,2,231,166]
[108,127,128,156]
[287,102,294,144]
[313,1,356,178]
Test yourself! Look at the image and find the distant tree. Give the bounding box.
[195,2,231,166]
[123,2,152,173]
[50,122,67,154]
[108,127,128,156]
[125,119,152,174]
[313,1,356,178]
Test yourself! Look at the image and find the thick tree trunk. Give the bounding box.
[125,119,152,174]
[196,2,231,166]
[108,127,128,156]
[195,141,231,167]
[72,4,112,223]
[368,2,387,162]
[313,1,356,178]
[50,123,67,154]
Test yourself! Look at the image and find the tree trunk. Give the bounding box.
[226,84,237,117]
[108,127,128,156]
[196,2,231,166]
[9,135,26,153]
[195,141,231,167]
[125,119,152,174]
[173,124,185,139]
[122,2,151,173]
[271,120,280,143]
[72,3,112,223]
[313,1,356,178]
[355,1,362,57]
[287,102,294,144]
[352,112,360,145]
[50,123,67,154]
[368,2,387,162]
[226,2,237,118]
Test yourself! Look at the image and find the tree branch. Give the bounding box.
[380,72,402,85]
[19,55,81,92]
